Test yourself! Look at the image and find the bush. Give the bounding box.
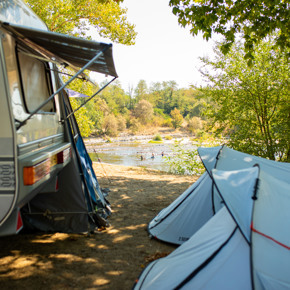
[153,134,162,141]
[187,117,203,134]
[170,108,183,129]
[162,118,173,128]
[103,114,118,137]
[151,115,164,127]
[127,116,141,134]
[133,99,153,124]
[164,142,205,175]
[117,115,127,132]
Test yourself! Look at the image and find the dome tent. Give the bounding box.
[135,160,290,289]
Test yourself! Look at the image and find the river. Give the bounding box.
[85,136,196,172]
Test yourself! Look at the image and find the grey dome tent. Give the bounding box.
[147,146,223,245]
[134,161,290,289]
[148,145,290,245]
[148,171,213,244]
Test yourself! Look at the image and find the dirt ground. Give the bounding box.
[0,163,197,289]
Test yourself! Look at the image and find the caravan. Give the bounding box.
[0,0,117,236]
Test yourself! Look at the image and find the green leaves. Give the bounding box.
[164,141,205,175]
[25,0,137,45]
[169,0,290,64]
[170,108,183,129]
[200,38,289,161]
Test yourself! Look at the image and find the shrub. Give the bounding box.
[127,116,141,134]
[117,115,127,132]
[187,117,203,134]
[102,114,118,137]
[170,108,183,129]
[162,118,173,128]
[153,134,163,141]
[133,99,153,124]
[164,141,205,175]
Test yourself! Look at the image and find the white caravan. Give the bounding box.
[0,0,117,236]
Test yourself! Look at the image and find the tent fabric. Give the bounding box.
[212,146,290,213]
[215,146,290,180]
[251,170,290,289]
[212,166,259,242]
[21,88,110,233]
[139,146,290,290]
[21,149,93,233]
[0,22,118,77]
[198,145,222,174]
[148,172,213,245]
[147,146,290,245]
[76,135,111,217]
[135,207,251,290]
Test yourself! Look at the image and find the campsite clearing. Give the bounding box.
[0,163,196,289]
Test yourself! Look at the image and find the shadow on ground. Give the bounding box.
[0,164,196,289]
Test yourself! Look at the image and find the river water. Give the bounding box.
[86,137,196,172]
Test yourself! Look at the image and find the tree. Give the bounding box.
[117,115,127,132]
[200,38,289,161]
[25,0,137,45]
[69,98,94,137]
[187,117,203,134]
[102,114,118,136]
[98,80,130,114]
[127,116,141,134]
[134,80,148,104]
[169,0,290,64]
[161,81,178,115]
[133,99,153,124]
[170,108,183,129]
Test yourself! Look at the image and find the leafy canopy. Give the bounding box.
[169,0,290,64]
[25,0,137,45]
[200,38,289,161]
[133,99,154,124]
[170,108,184,129]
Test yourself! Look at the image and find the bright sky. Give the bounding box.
[95,0,216,91]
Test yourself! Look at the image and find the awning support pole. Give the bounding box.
[65,76,117,119]
[16,44,112,130]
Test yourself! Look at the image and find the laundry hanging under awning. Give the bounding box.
[66,88,90,98]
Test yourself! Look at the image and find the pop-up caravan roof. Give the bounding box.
[136,147,290,289]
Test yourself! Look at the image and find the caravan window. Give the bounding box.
[17,51,55,113]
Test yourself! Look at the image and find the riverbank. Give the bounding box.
[0,164,197,289]
[84,127,193,147]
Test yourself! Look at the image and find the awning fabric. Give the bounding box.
[0,22,118,77]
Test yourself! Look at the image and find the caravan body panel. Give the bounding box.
[0,0,70,234]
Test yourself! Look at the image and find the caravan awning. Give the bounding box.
[0,22,118,77]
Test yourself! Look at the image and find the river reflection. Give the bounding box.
[86,138,195,172]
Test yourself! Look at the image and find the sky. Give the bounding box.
[94,0,217,91]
